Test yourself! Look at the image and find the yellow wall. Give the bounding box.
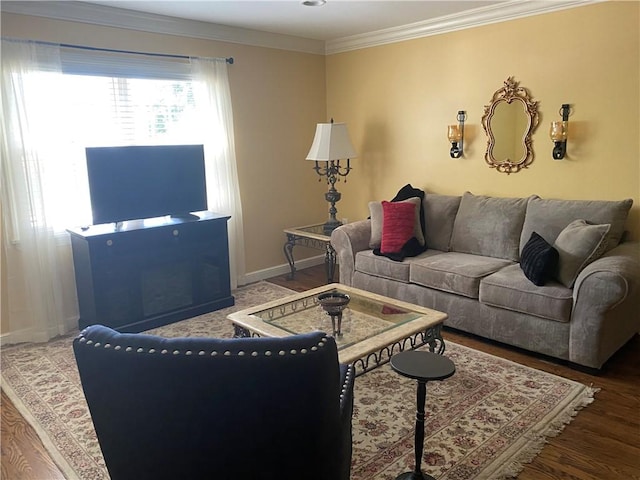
[327,1,640,240]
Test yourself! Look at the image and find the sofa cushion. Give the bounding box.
[519,196,632,254]
[480,264,573,323]
[450,192,529,261]
[553,219,610,288]
[409,252,513,299]
[380,201,418,254]
[423,194,461,251]
[369,198,424,249]
[355,250,411,283]
[355,249,441,284]
[520,232,559,286]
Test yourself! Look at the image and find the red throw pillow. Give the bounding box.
[380,200,417,254]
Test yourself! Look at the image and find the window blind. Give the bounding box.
[60,47,193,80]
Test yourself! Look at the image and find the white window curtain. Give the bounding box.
[1,40,70,343]
[190,57,246,291]
[1,39,245,345]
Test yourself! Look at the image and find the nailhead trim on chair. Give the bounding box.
[339,364,355,410]
[77,331,332,358]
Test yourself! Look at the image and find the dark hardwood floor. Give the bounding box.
[2,264,639,479]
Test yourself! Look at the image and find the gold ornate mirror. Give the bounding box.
[482,77,539,174]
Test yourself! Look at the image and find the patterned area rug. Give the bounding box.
[1,281,597,480]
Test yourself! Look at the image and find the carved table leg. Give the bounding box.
[233,324,251,338]
[325,243,336,283]
[426,324,445,355]
[283,234,297,280]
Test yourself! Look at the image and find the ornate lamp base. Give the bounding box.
[323,219,342,235]
[323,181,342,235]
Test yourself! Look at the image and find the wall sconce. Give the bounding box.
[448,110,466,158]
[550,104,570,160]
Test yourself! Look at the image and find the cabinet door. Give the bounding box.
[186,219,232,303]
[90,236,143,327]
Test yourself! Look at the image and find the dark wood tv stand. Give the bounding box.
[67,211,234,332]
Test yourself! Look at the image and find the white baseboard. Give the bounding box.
[239,254,325,286]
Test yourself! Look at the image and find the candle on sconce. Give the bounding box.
[550,121,567,142]
[448,125,462,142]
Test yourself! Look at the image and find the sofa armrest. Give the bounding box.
[330,220,372,285]
[570,241,640,368]
[573,241,640,306]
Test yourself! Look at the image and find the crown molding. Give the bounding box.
[2,0,605,56]
[1,1,327,55]
[326,0,605,54]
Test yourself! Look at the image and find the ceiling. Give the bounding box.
[3,1,599,54]
[82,1,506,42]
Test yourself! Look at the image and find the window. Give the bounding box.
[20,70,207,231]
[2,41,244,343]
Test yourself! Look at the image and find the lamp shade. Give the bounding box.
[306,123,357,161]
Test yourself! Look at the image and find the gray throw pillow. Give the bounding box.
[369,197,424,249]
[553,219,610,288]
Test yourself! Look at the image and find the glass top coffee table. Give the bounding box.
[228,283,448,376]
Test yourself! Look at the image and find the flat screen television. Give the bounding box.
[86,144,207,225]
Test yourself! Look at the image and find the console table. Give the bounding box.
[67,211,234,333]
[283,223,336,283]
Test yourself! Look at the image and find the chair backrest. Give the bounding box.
[74,325,350,480]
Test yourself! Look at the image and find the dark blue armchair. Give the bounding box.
[73,325,355,480]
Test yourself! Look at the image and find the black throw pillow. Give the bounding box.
[520,232,559,286]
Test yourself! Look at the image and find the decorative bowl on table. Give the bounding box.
[317,292,350,337]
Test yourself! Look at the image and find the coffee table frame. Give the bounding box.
[228,283,447,376]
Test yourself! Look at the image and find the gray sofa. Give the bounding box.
[331,192,639,370]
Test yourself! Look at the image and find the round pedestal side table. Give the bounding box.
[390,350,456,480]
